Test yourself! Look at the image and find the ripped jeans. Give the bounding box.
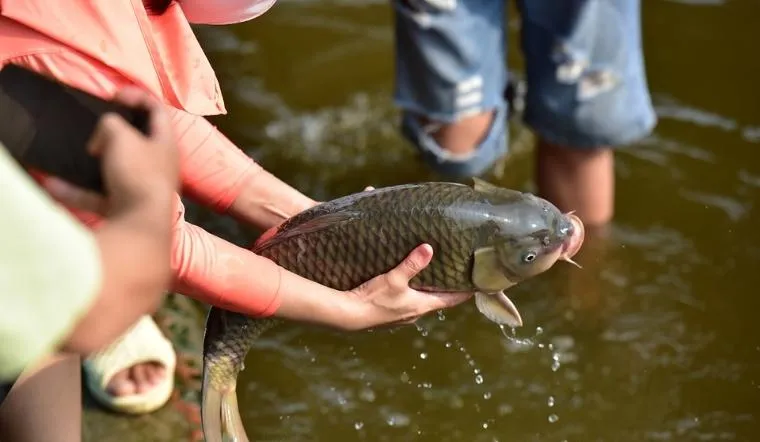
[393,0,658,177]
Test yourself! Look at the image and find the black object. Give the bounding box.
[0,64,151,194]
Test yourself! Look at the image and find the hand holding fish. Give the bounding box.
[267,243,472,332]
[344,243,472,327]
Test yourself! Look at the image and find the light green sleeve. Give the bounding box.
[0,146,102,381]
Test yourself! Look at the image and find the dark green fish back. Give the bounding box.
[253,183,505,292]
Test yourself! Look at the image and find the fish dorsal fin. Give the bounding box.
[472,177,498,192]
[472,246,517,292]
[471,178,524,200]
[253,211,357,253]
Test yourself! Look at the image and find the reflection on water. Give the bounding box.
[187,0,760,440]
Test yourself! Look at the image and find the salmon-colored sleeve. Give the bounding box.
[168,197,282,316]
[1,51,260,213]
[167,105,263,213]
[30,169,282,317]
[7,52,280,317]
[169,201,282,316]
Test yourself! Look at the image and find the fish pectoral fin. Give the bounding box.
[474,292,523,328]
[472,246,515,292]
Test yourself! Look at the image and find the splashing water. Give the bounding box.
[498,324,569,425]
[410,314,572,431]
[498,324,544,347]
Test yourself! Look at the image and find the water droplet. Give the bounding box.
[450,395,464,409]
[551,352,562,371]
[420,352,428,360]
[354,421,364,430]
[400,372,410,383]
[547,396,555,407]
[483,392,492,400]
[415,323,429,337]
[359,387,376,402]
[475,374,484,384]
[386,413,410,427]
[437,310,446,321]
[482,422,489,429]
[240,362,245,371]
[548,414,559,423]
[445,341,452,348]
[536,326,544,335]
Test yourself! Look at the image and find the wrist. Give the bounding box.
[273,267,365,330]
[229,169,317,229]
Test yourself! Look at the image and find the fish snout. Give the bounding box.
[560,213,585,260]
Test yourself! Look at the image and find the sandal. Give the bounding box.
[83,315,176,415]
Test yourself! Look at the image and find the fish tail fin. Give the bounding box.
[221,386,248,441]
[201,372,249,442]
[201,307,280,442]
[201,373,224,442]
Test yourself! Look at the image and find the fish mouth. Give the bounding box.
[559,213,585,268]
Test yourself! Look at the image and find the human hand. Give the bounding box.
[343,243,473,329]
[42,86,179,218]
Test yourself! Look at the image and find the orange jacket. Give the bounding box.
[0,0,281,316]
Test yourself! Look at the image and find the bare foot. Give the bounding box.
[105,362,167,396]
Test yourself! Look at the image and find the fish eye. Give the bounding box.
[522,251,537,263]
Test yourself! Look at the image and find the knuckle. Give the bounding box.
[403,255,422,276]
[385,272,405,291]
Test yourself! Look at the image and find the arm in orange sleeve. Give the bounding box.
[4,51,314,230]
[32,168,283,317]
[167,107,317,230]
[169,197,282,316]
[2,52,300,315]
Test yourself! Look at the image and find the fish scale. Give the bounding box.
[200,180,580,442]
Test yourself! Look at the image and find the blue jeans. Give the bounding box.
[393,0,658,177]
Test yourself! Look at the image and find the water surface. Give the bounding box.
[186,1,760,440]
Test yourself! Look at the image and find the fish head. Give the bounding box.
[488,193,586,283]
[468,179,587,327]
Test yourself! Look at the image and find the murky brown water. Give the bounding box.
[181,1,760,441]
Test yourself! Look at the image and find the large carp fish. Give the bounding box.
[201,178,585,441]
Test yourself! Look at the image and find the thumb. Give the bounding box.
[87,113,134,157]
[387,244,434,288]
[111,86,174,146]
